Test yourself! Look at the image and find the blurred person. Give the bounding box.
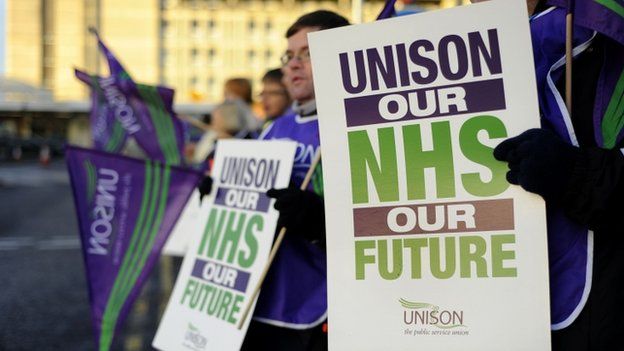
[224,77,253,105]
[192,99,253,167]
[224,77,262,131]
[259,68,293,129]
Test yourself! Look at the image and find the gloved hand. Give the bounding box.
[266,187,326,246]
[198,176,213,202]
[493,128,580,203]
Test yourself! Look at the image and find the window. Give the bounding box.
[191,49,200,66]
[191,20,199,36]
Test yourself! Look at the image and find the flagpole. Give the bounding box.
[237,151,322,330]
[565,1,574,115]
[177,114,211,131]
[352,0,363,23]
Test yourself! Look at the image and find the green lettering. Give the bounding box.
[348,128,399,204]
[217,211,246,264]
[491,234,517,277]
[403,238,427,279]
[180,279,197,305]
[459,236,488,278]
[198,283,211,311]
[238,215,261,268]
[378,239,403,280]
[189,282,209,309]
[355,240,376,280]
[228,294,245,324]
[459,115,509,196]
[197,208,226,258]
[206,287,220,315]
[403,121,455,200]
[429,237,456,279]
[217,290,233,321]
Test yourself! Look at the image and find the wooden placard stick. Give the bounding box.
[565,2,574,115]
[177,114,211,132]
[237,150,322,330]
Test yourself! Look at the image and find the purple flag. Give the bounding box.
[65,145,201,351]
[377,0,397,20]
[548,0,624,45]
[75,69,129,153]
[89,29,186,165]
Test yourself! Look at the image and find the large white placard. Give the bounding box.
[309,1,551,350]
[153,139,296,351]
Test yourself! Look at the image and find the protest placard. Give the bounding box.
[309,1,551,350]
[153,139,296,351]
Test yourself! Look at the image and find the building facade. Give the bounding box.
[5,0,465,104]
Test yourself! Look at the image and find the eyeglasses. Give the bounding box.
[280,48,310,66]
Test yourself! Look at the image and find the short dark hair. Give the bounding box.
[262,68,284,85]
[285,10,350,38]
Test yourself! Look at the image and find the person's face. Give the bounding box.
[281,26,318,104]
[261,81,291,119]
[223,89,237,101]
[470,0,539,15]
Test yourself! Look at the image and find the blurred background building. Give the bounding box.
[4,0,466,102]
[0,0,467,160]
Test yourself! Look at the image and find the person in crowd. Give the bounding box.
[194,10,348,350]
[192,99,254,168]
[224,77,254,105]
[237,10,350,351]
[223,77,262,132]
[470,0,624,350]
[259,68,293,129]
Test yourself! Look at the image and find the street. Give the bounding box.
[0,160,174,350]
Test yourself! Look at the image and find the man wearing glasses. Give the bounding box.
[242,10,349,351]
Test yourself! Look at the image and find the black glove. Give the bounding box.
[266,187,326,246]
[198,176,213,202]
[493,128,580,203]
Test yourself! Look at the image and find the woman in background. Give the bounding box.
[259,68,293,130]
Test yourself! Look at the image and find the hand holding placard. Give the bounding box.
[237,151,322,330]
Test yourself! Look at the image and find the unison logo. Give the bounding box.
[99,76,141,135]
[183,323,207,350]
[400,298,467,329]
[84,160,119,255]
